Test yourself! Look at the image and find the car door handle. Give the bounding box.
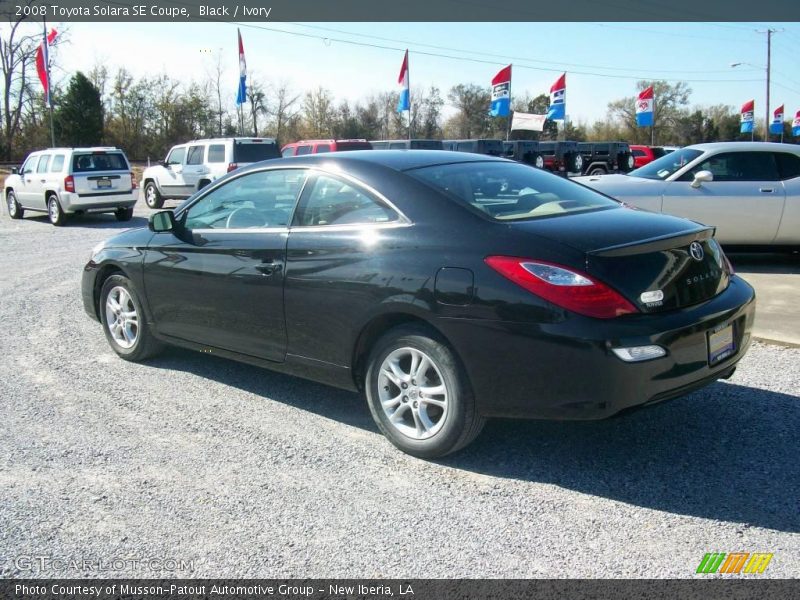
[256,262,283,276]
[759,188,775,193]
[40,179,46,183]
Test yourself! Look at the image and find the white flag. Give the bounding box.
[511,112,547,132]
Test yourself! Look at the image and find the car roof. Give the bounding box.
[267,149,507,172]
[185,137,277,144]
[30,147,122,153]
[687,141,800,153]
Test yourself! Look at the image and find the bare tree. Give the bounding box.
[301,86,334,139]
[203,49,227,137]
[267,80,301,143]
[246,74,268,136]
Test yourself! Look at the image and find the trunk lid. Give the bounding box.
[71,151,132,196]
[511,206,730,312]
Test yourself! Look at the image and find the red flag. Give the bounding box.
[638,86,654,101]
[35,28,58,106]
[550,73,566,93]
[492,65,512,86]
[741,99,755,113]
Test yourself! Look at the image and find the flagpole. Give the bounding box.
[44,18,55,147]
[407,52,412,142]
[506,64,512,142]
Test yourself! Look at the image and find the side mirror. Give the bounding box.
[691,170,713,189]
[149,210,178,233]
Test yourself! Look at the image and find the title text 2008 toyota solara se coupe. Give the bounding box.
[83,151,755,458]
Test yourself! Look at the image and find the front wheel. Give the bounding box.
[47,194,66,226]
[589,166,607,176]
[7,191,23,219]
[99,274,163,361]
[365,325,485,458]
[144,182,164,209]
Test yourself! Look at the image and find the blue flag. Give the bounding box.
[489,65,511,117]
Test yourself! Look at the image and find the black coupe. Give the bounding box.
[83,151,755,457]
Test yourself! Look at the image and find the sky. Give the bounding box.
[38,21,800,127]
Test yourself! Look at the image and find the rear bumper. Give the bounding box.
[436,276,756,419]
[61,191,138,212]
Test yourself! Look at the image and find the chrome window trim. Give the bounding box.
[176,165,411,232]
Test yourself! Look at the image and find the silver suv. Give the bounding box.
[4,147,137,226]
[141,137,280,208]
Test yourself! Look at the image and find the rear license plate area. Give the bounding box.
[96,178,112,189]
[708,323,736,365]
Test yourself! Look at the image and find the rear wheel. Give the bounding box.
[365,325,485,458]
[99,274,163,361]
[115,207,134,221]
[589,166,607,176]
[144,181,164,209]
[7,191,23,219]
[47,194,66,226]
[568,153,584,173]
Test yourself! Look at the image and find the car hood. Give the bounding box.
[572,173,664,197]
[99,226,154,249]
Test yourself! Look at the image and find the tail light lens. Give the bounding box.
[130,173,138,189]
[64,175,75,193]
[227,163,238,173]
[485,256,638,319]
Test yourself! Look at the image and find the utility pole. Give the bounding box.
[765,28,772,142]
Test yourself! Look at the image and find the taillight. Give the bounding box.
[227,163,238,172]
[64,175,75,193]
[484,256,638,319]
[130,172,138,189]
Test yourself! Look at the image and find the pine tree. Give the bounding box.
[56,72,103,146]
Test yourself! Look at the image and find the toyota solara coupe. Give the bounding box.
[83,151,755,458]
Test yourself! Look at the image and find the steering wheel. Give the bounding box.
[225,207,267,229]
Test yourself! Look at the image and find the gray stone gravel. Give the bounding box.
[0,204,798,579]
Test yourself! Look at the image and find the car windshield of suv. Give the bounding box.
[628,148,703,180]
[233,141,279,163]
[408,161,618,221]
[72,152,128,172]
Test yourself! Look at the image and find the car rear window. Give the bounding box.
[335,142,372,151]
[72,152,128,172]
[408,161,618,221]
[775,152,800,180]
[233,141,280,163]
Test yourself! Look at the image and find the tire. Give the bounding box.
[364,324,485,458]
[115,207,134,222]
[197,180,210,191]
[589,166,607,176]
[624,153,635,171]
[7,191,23,219]
[99,274,163,362]
[144,181,164,209]
[568,153,584,173]
[47,194,66,226]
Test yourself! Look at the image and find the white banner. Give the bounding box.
[511,112,547,132]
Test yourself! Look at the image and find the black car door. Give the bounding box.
[142,168,308,361]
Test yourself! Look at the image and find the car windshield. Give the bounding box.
[628,148,703,180]
[407,161,619,221]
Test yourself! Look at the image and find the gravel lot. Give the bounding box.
[0,204,798,578]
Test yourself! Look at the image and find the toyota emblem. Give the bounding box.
[689,242,704,261]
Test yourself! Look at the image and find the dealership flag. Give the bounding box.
[635,85,654,127]
[546,73,566,121]
[793,110,800,137]
[510,112,547,132]
[489,65,511,117]
[35,27,58,107]
[770,104,784,135]
[236,28,247,105]
[396,50,410,112]
[740,99,755,134]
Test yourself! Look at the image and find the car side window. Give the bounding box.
[315,144,331,153]
[50,155,65,172]
[22,156,38,173]
[293,174,399,227]
[36,155,51,173]
[186,145,205,165]
[207,144,226,163]
[775,153,800,180]
[681,152,779,182]
[295,145,312,156]
[183,169,307,230]
[166,147,185,165]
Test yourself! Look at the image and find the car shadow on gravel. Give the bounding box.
[143,349,797,533]
[15,213,148,229]
[443,381,799,534]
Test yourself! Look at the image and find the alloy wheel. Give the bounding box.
[377,347,449,440]
[105,286,139,349]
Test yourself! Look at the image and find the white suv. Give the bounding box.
[141,137,280,208]
[4,147,138,226]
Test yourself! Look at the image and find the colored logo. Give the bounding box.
[696,552,774,574]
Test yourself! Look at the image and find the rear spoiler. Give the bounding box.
[587,226,714,258]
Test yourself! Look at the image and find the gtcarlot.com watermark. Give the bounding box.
[0,555,194,573]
